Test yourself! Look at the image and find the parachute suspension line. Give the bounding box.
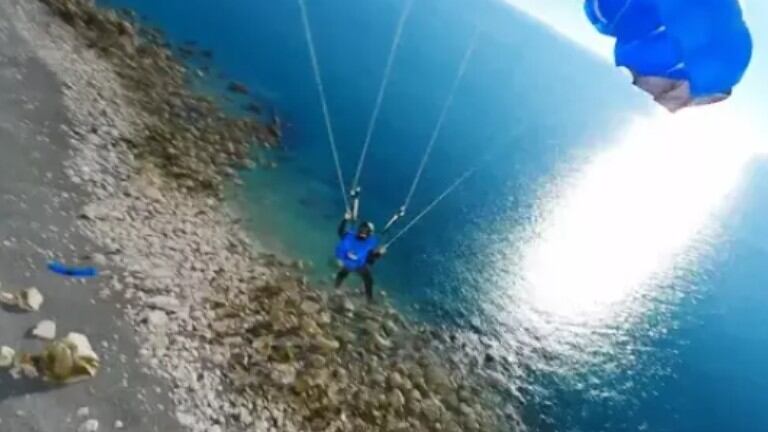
[350,0,415,197]
[608,0,635,33]
[350,187,361,221]
[382,206,406,233]
[384,164,480,248]
[297,0,350,211]
[401,29,479,213]
[383,134,507,245]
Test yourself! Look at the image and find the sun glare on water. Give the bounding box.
[509,105,765,326]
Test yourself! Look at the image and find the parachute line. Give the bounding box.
[592,0,608,25]
[401,29,479,212]
[385,163,480,248]
[350,0,415,194]
[608,0,635,32]
[383,137,508,248]
[297,0,350,211]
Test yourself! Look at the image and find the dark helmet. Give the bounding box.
[357,221,375,238]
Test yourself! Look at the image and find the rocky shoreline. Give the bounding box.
[11,0,518,430]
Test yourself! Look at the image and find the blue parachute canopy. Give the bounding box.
[584,0,752,112]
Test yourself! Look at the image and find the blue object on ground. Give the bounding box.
[47,261,99,277]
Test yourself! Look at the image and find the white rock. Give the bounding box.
[372,332,393,350]
[80,203,109,220]
[341,298,354,312]
[238,406,253,425]
[313,335,340,352]
[0,346,15,368]
[388,372,405,390]
[460,403,475,417]
[269,364,297,386]
[113,420,124,429]
[421,398,444,423]
[89,253,108,266]
[147,267,175,279]
[389,389,406,408]
[0,291,15,306]
[32,320,57,340]
[77,419,99,432]
[300,300,321,315]
[176,411,196,427]
[21,287,44,311]
[140,183,165,202]
[146,310,168,328]
[146,296,181,312]
[76,407,90,418]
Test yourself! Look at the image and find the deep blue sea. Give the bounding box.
[100,0,768,430]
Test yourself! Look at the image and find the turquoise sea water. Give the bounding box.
[100,0,768,430]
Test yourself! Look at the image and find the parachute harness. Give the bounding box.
[298,0,482,247]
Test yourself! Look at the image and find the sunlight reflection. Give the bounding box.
[516,105,764,324]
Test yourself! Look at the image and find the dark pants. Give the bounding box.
[335,266,374,300]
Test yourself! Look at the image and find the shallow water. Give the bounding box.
[100,0,768,430]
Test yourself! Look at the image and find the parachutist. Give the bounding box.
[334,212,386,301]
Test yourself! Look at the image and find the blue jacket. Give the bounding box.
[335,219,381,271]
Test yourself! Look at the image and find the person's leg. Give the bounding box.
[335,268,350,288]
[359,267,374,301]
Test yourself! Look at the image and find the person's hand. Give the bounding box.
[344,210,353,220]
[378,246,388,255]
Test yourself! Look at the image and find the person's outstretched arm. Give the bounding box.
[338,213,351,238]
[366,246,387,265]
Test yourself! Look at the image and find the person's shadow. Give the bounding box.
[0,371,55,402]
[0,303,28,314]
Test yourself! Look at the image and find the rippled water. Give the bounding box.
[100,0,768,430]
[473,108,766,429]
